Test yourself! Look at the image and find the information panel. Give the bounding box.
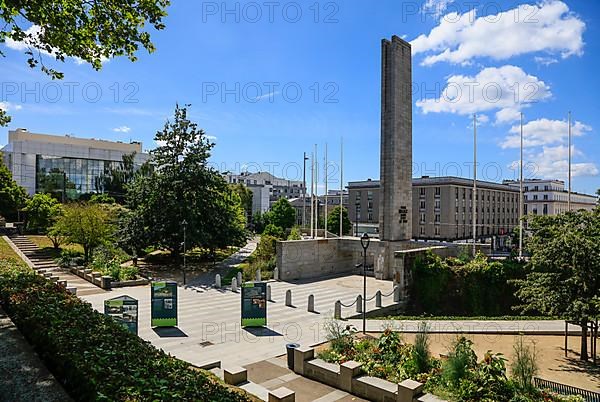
[241,282,267,327]
[151,281,178,327]
[104,295,139,335]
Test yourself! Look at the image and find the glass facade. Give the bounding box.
[36,155,123,199]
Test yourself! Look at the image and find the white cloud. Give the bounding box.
[534,56,559,66]
[421,0,456,19]
[501,118,591,149]
[411,1,585,66]
[416,65,551,123]
[4,25,109,66]
[524,145,598,179]
[112,126,131,133]
[206,135,217,141]
[0,101,23,112]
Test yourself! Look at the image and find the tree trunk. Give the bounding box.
[581,319,589,361]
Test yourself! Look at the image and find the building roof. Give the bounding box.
[348,176,521,192]
[7,129,143,153]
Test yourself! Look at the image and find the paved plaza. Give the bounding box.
[81,275,396,368]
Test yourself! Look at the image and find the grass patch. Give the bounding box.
[0,237,29,271]
[27,235,84,257]
[222,267,243,285]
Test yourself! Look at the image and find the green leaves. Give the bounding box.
[0,271,253,401]
[0,156,28,220]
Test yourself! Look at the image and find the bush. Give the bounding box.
[0,271,254,401]
[410,251,530,316]
[90,246,137,281]
[262,224,284,239]
[412,322,431,374]
[443,336,477,386]
[55,249,84,268]
[287,226,302,240]
[511,335,538,393]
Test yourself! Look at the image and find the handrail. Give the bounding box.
[534,377,600,402]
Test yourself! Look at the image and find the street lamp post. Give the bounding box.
[360,232,370,334]
[182,219,188,285]
[355,203,360,237]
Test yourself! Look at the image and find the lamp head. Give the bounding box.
[360,232,370,249]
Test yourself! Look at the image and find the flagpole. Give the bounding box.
[315,144,318,237]
[519,113,524,260]
[310,150,314,239]
[324,143,328,238]
[568,111,572,211]
[340,137,344,238]
[473,113,477,257]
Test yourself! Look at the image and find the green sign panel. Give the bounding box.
[241,282,267,327]
[151,281,178,327]
[104,295,139,335]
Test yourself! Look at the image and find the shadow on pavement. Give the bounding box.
[152,327,188,338]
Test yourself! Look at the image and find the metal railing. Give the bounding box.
[534,377,600,402]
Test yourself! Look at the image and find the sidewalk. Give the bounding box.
[0,307,71,401]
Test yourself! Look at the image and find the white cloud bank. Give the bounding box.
[501,118,591,149]
[0,101,22,112]
[524,145,598,179]
[416,65,551,123]
[411,0,585,66]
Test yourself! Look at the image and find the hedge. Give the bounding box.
[0,268,254,401]
[408,251,532,316]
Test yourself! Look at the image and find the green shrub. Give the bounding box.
[262,224,284,239]
[0,272,254,401]
[443,336,477,386]
[287,226,302,240]
[411,322,431,374]
[511,335,538,393]
[55,249,84,268]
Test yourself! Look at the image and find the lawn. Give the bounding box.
[27,235,84,256]
[0,237,28,271]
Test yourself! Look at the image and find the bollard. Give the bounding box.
[267,284,272,301]
[255,269,261,282]
[231,277,238,292]
[393,286,400,303]
[356,295,363,313]
[375,290,382,307]
[308,294,315,313]
[334,301,342,319]
[237,271,243,286]
[285,289,293,307]
[273,267,279,281]
[215,274,221,288]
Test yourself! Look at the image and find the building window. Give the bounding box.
[435,187,441,196]
[420,226,425,235]
[420,200,425,209]
[420,212,426,224]
[434,214,440,223]
[543,204,548,215]
[435,199,441,210]
[434,226,440,236]
[419,188,425,196]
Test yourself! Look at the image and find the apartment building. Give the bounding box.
[348,176,521,243]
[503,179,597,215]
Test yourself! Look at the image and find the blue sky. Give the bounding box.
[1,0,599,194]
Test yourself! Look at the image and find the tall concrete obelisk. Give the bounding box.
[379,35,412,241]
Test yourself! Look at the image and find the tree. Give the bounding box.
[231,183,253,221]
[125,104,246,254]
[0,159,27,220]
[0,1,169,125]
[514,210,600,361]
[53,203,113,262]
[24,193,62,233]
[268,198,296,230]
[252,211,268,233]
[287,226,302,240]
[263,224,284,239]
[327,206,352,236]
[96,152,137,203]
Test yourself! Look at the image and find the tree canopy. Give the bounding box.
[514,210,600,360]
[265,198,296,230]
[53,203,113,262]
[327,206,352,236]
[24,193,62,233]
[0,159,27,220]
[0,0,170,125]
[125,104,247,254]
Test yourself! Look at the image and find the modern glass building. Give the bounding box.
[2,128,150,199]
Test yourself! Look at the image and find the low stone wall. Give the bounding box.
[292,346,445,402]
[70,267,148,289]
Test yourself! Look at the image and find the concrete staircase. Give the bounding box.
[6,235,105,297]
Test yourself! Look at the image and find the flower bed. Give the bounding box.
[317,322,583,402]
[0,268,255,401]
